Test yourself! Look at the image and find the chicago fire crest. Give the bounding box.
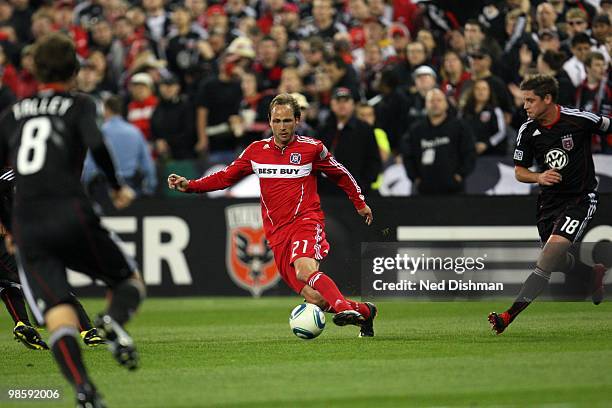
[225,204,279,297]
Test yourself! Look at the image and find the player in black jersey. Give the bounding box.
[0,167,104,349]
[0,33,145,407]
[489,74,609,334]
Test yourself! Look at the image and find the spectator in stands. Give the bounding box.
[463,19,502,65]
[440,50,471,108]
[151,73,197,160]
[406,65,437,130]
[535,2,561,38]
[592,14,612,62]
[501,9,540,85]
[253,36,285,92]
[113,15,149,74]
[278,67,304,94]
[417,29,439,68]
[194,53,244,161]
[467,46,514,123]
[127,72,158,141]
[390,40,426,91]
[90,20,123,89]
[14,45,37,98]
[82,95,157,206]
[323,54,360,100]
[30,8,53,41]
[402,88,476,195]
[317,87,381,196]
[74,0,105,31]
[143,0,171,58]
[289,92,317,137]
[0,64,15,113]
[52,1,88,57]
[356,101,391,165]
[297,36,326,94]
[374,67,410,151]
[536,49,576,106]
[563,7,589,39]
[576,51,612,153]
[299,0,347,39]
[563,32,592,87]
[460,79,507,156]
[538,29,562,53]
[165,5,212,87]
[239,70,274,141]
[360,42,385,100]
[387,23,410,65]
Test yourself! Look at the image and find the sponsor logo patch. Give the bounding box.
[545,148,568,170]
[513,149,524,161]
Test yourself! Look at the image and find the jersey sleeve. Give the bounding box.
[313,142,367,210]
[592,114,611,134]
[186,143,255,193]
[77,96,122,190]
[513,122,534,168]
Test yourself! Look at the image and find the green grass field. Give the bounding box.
[1,298,612,407]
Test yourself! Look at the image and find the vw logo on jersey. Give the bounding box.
[290,152,301,164]
[545,148,569,170]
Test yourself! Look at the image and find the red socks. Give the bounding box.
[308,272,351,312]
[307,272,370,318]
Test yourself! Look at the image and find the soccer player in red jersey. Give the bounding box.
[168,93,378,336]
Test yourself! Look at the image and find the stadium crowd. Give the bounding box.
[0,0,610,195]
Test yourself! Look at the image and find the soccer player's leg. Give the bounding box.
[0,244,48,350]
[17,253,104,407]
[69,293,105,347]
[66,222,145,371]
[556,194,607,304]
[289,220,372,327]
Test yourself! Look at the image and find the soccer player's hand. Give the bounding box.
[358,205,373,226]
[167,174,189,192]
[537,169,562,186]
[4,232,15,255]
[111,185,135,209]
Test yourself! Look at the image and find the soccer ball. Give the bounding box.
[289,303,326,339]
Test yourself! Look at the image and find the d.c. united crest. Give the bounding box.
[561,134,574,151]
[225,204,279,297]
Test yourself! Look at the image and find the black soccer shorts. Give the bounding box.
[536,192,599,244]
[14,199,137,324]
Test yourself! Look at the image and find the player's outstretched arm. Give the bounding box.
[167,174,189,192]
[515,166,561,186]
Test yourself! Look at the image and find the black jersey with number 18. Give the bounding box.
[513,105,611,196]
[0,90,120,204]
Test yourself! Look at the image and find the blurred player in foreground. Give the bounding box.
[0,33,145,407]
[0,168,103,350]
[169,93,378,337]
[489,75,609,334]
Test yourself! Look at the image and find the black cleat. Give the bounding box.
[13,322,49,350]
[81,328,105,347]
[94,314,139,370]
[488,312,510,335]
[359,302,377,337]
[76,383,106,408]
[332,310,364,327]
[592,264,607,305]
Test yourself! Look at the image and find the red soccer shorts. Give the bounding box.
[270,217,330,294]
